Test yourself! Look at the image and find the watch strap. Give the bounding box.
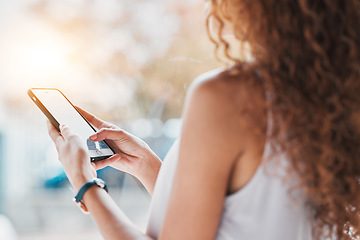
[73,178,108,213]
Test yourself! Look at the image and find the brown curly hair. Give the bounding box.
[207,0,360,239]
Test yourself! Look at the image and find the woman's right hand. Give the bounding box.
[76,106,162,194]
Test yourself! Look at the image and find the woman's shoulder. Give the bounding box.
[189,65,267,141]
[189,67,236,93]
[178,66,267,195]
[187,66,265,115]
[183,66,266,146]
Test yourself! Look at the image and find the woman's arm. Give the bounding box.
[47,122,153,240]
[81,186,151,240]
[158,74,254,239]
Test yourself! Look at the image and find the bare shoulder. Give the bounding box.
[183,67,267,156]
[159,67,267,238]
[189,67,263,104]
[187,67,266,131]
[180,67,267,195]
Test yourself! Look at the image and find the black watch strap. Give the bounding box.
[73,178,108,213]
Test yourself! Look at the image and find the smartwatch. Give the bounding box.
[73,178,108,213]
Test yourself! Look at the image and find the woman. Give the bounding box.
[47,0,360,239]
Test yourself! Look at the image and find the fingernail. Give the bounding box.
[89,134,97,140]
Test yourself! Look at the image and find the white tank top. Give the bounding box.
[146,142,313,239]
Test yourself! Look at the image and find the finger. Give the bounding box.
[92,154,121,170]
[47,120,64,147]
[75,106,105,129]
[89,128,126,141]
[59,124,73,140]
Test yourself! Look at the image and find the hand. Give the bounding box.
[47,121,99,191]
[76,107,162,194]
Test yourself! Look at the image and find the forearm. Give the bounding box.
[83,186,153,240]
[49,121,157,239]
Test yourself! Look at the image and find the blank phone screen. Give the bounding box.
[31,89,114,159]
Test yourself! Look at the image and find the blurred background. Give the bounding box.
[0,0,220,239]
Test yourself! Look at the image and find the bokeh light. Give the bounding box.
[0,0,220,239]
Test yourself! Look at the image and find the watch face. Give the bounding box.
[94,178,105,188]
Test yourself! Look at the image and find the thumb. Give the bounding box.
[92,154,121,170]
[89,128,127,142]
[59,124,73,140]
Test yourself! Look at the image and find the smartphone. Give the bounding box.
[28,88,115,161]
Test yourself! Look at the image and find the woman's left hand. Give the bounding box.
[47,120,98,191]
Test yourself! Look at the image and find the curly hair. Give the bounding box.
[207,0,360,239]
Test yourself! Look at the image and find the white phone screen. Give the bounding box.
[31,89,114,159]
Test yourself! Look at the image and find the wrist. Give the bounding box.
[69,173,95,191]
[73,178,108,214]
[137,151,162,194]
[143,150,161,177]
[63,160,96,191]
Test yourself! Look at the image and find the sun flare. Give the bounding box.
[22,42,67,70]
[0,21,75,94]
[11,37,71,79]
